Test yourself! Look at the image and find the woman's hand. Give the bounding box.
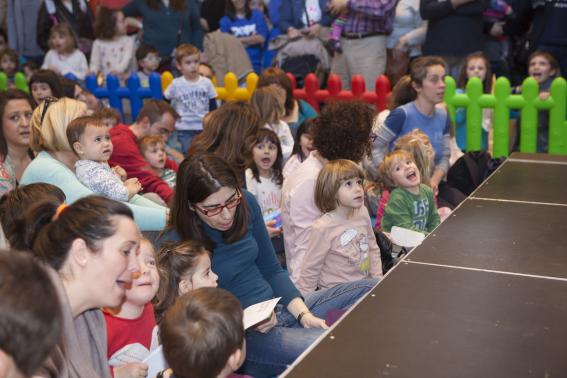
[300,312,329,329]
[265,219,282,238]
[254,311,278,333]
[113,362,149,378]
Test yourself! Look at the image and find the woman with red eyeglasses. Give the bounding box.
[159,153,377,378]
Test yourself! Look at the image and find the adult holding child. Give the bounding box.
[20,97,167,231]
[160,154,376,377]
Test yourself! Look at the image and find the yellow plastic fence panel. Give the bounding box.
[161,71,174,93]
[215,72,258,102]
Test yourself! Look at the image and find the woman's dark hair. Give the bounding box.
[246,128,284,186]
[146,0,186,11]
[292,118,316,162]
[168,154,249,250]
[457,51,493,93]
[94,7,120,40]
[313,101,374,162]
[0,89,35,159]
[28,69,66,103]
[154,240,210,323]
[11,196,134,270]
[225,0,252,20]
[258,67,295,117]
[387,75,415,109]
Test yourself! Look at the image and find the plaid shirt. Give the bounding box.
[343,0,398,34]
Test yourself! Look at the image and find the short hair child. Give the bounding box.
[296,159,382,294]
[160,287,245,378]
[140,135,177,188]
[164,43,217,154]
[379,150,440,234]
[136,44,161,86]
[154,240,218,323]
[0,47,19,79]
[67,115,142,201]
[0,251,62,377]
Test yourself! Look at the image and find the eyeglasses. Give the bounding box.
[39,97,60,125]
[369,132,377,143]
[192,191,242,217]
[145,55,162,63]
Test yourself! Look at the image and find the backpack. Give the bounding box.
[447,151,506,196]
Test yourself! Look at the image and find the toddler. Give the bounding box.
[379,150,440,234]
[140,136,177,189]
[296,159,382,294]
[90,7,135,79]
[42,23,88,81]
[282,118,315,178]
[198,62,215,81]
[160,287,246,378]
[66,115,142,201]
[0,47,19,86]
[104,239,160,378]
[164,44,217,154]
[136,44,161,87]
[28,69,65,105]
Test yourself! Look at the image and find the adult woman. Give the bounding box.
[0,90,34,197]
[258,67,317,135]
[122,0,203,69]
[20,97,167,231]
[188,101,261,186]
[12,196,140,378]
[160,154,376,377]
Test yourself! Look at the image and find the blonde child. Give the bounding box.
[104,239,160,378]
[250,84,294,161]
[379,150,440,235]
[164,44,217,154]
[66,115,142,201]
[456,52,493,152]
[42,23,88,81]
[154,240,219,324]
[140,135,177,189]
[90,7,135,79]
[296,159,382,295]
[160,288,246,378]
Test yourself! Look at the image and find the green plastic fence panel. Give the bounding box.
[0,72,29,93]
[548,77,567,154]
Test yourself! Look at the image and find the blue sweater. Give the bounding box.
[160,190,300,308]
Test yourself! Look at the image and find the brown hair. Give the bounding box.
[175,43,200,64]
[257,67,295,116]
[135,99,179,124]
[246,128,284,186]
[189,102,261,185]
[10,196,134,270]
[139,135,165,155]
[250,85,285,125]
[94,7,121,40]
[313,101,374,161]
[49,23,78,54]
[394,130,434,186]
[393,56,447,100]
[93,107,121,124]
[457,51,493,93]
[167,154,249,249]
[66,115,107,155]
[224,0,252,20]
[160,287,244,378]
[378,150,415,189]
[0,89,34,159]
[387,75,415,110]
[154,240,210,323]
[0,47,18,71]
[528,50,561,77]
[315,159,365,213]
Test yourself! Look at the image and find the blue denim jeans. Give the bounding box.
[170,130,201,155]
[242,278,379,377]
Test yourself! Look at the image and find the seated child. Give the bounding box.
[198,62,215,81]
[136,44,161,87]
[28,69,65,105]
[93,107,122,128]
[66,115,142,201]
[160,287,246,378]
[140,136,177,189]
[42,22,88,81]
[103,239,160,378]
[0,47,19,87]
[379,150,440,235]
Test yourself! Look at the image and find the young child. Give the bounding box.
[66,115,142,202]
[198,62,215,81]
[379,150,441,235]
[296,159,382,295]
[28,69,65,105]
[42,23,89,81]
[0,47,19,86]
[154,240,218,323]
[160,287,246,378]
[164,44,217,154]
[140,135,177,189]
[250,85,294,160]
[90,7,135,79]
[136,44,161,87]
[104,239,160,378]
[282,118,315,178]
[456,52,493,152]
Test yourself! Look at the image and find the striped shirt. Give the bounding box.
[343,0,398,34]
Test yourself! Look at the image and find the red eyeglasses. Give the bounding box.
[192,191,242,217]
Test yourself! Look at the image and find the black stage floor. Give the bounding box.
[282,153,567,378]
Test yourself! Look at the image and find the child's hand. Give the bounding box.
[254,311,278,333]
[112,165,127,181]
[265,220,282,238]
[113,362,149,378]
[125,178,142,199]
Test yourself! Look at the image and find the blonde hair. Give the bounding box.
[175,44,200,63]
[250,85,285,125]
[315,159,365,213]
[379,150,415,189]
[394,130,434,186]
[139,135,164,155]
[30,98,87,152]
